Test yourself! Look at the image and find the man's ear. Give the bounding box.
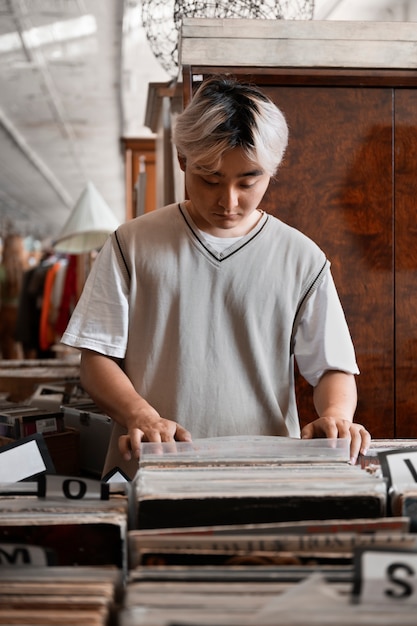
[177,153,186,172]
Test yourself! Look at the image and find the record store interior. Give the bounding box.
[2,0,417,624]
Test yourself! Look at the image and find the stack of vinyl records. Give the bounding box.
[0,566,122,625]
[0,485,129,569]
[128,515,414,570]
[119,436,416,625]
[119,570,417,626]
[133,436,388,530]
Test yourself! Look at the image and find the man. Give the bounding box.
[62,75,370,479]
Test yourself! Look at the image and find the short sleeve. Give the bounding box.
[60,236,130,359]
[294,271,359,387]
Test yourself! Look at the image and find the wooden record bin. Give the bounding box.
[179,19,417,439]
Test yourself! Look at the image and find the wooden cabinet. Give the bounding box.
[122,82,184,218]
[180,19,417,438]
[121,137,156,219]
[261,82,397,438]
[394,90,417,437]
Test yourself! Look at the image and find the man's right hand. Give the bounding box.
[118,408,192,461]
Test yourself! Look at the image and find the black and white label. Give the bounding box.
[354,548,417,605]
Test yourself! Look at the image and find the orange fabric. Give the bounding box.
[39,261,61,351]
[55,255,78,336]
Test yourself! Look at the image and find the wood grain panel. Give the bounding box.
[260,86,394,437]
[180,19,417,70]
[394,90,417,437]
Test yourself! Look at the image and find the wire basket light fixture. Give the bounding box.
[141,0,315,77]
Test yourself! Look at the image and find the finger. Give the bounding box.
[360,428,371,455]
[318,419,352,459]
[129,428,145,459]
[175,425,193,442]
[335,419,352,439]
[118,434,133,461]
[321,421,340,439]
[161,441,178,456]
[301,423,314,439]
[118,429,144,461]
[350,425,371,461]
[302,418,339,440]
[157,425,192,455]
[348,427,363,465]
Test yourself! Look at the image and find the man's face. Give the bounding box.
[181,147,271,238]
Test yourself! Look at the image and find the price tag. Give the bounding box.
[354,547,417,605]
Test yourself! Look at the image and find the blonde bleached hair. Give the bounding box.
[173,75,289,176]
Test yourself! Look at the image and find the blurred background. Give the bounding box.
[0,0,414,243]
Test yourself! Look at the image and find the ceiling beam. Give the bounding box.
[0,106,73,207]
[7,0,88,182]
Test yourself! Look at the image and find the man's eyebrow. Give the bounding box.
[197,167,264,177]
[240,169,264,177]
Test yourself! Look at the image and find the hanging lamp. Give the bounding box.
[53,181,121,254]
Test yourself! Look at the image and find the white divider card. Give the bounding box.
[0,543,56,567]
[44,474,109,500]
[353,547,417,605]
[378,446,417,488]
[0,474,109,499]
[102,466,131,483]
[0,433,55,482]
[102,467,132,499]
[0,477,45,497]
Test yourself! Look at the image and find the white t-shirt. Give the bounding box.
[62,205,360,477]
[199,229,359,386]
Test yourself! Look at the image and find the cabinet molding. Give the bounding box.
[180,18,417,69]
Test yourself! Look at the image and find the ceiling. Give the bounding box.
[0,0,414,245]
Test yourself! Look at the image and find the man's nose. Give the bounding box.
[218,186,238,209]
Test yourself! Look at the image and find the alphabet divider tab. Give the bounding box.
[353,546,417,605]
[44,474,109,500]
[0,474,109,500]
[378,446,417,489]
[0,475,45,497]
[0,543,57,567]
[0,433,55,482]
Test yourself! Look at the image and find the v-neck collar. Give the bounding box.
[178,203,269,262]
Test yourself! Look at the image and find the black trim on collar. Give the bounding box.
[178,203,269,262]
